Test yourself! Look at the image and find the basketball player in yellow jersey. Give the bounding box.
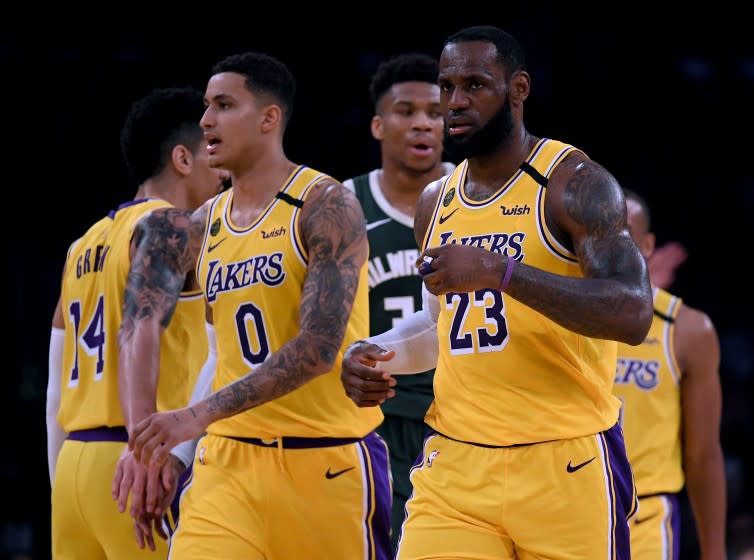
[614,189,726,560]
[47,86,227,559]
[122,52,391,559]
[341,26,654,559]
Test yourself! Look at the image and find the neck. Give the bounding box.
[379,159,448,217]
[468,126,536,186]
[135,178,182,208]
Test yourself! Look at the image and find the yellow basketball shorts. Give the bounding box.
[169,431,391,559]
[629,494,680,560]
[397,423,637,559]
[52,427,166,560]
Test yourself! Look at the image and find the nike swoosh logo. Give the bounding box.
[438,208,459,224]
[633,515,654,525]
[207,238,227,253]
[566,456,596,473]
[365,217,391,231]
[325,466,355,479]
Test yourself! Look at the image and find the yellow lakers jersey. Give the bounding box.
[614,288,684,495]
[196,166,382,438]
[423,139,620,446]
[103,198,208,417]
[58,215,114,432]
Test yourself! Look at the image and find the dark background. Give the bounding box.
[3,12,753,559]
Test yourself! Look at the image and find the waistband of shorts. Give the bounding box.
[433,429,552,449]
[68,426,128,443]
[224,435,362,449]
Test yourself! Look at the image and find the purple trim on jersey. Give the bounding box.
[67,426,128,442]
[600,423,635,560]
[361,431,391,560]
[226,435,362,448]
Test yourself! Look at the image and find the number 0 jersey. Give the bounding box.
[58,199,208,432]
[422,139,620,446]
[614,288,684,495]
[197,166,382,439]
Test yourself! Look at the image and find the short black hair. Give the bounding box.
[368,53,439,108]
[120,86,205,186]
[211,52,296,127]
[623,188,652,230]
[445,26,527,78]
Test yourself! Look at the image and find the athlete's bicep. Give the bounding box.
[299,180,368,365]
[414,179,443,249]
[124,208,201,331]
[549,157,645,286]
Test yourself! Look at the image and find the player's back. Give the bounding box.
[198,166,382,439]
[423,139,619,446]
[614,287,684,495]
[58,214,115,432]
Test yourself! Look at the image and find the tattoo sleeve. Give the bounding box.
[505,158,653,344]
[205,180,368,419]
[118,204,208,430]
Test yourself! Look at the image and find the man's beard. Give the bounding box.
[443,96,514,161]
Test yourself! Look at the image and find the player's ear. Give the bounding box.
[509,70,530,106]
[260,104,282,133]
[371,115,384,141]
[643,231,657,259]
[171,144,193,176]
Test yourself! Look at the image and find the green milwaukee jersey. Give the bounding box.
[344,166,453,419]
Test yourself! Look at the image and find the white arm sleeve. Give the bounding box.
[47,327,67,485]
[170,323,216,468]
[367,284,440,375]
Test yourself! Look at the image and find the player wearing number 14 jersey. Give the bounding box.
[47,86,226,559]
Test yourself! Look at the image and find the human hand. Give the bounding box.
[418,244,504,295]
[131,512,167,551]
[340,341,397,407]
[129,407,205,467]
[647,241,688,289]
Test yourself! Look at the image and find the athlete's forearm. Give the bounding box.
[194,330,334,424]
[118,320,162,433]
[505,249,650,344]
[684,446,727,559]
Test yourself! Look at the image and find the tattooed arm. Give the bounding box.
[128,179,369,465]
[117,205,209,433]
[418,153,652,344]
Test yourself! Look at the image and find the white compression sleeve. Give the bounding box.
[366,284,440,375]
[170,323,217,468]
[47,327,66,485]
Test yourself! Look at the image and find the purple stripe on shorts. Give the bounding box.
[666,494,681,560]
[601,423,634,560]
[164,462,193,537]
[362,431,391,560]
[67,426,128,442]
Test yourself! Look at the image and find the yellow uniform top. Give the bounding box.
[58,199,207,432]
[423,139,620,446]
[58,215,114,432]
[196,166,382,439]
[614,288,684,495]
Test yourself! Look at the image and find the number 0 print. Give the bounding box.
[446,289,509,355]
[235,302,270,367]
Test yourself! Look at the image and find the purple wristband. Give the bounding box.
[499,257,516,292]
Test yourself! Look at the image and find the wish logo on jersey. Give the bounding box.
[615,358,660,390]
[438,230,526,260]
[205,253,285,303]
